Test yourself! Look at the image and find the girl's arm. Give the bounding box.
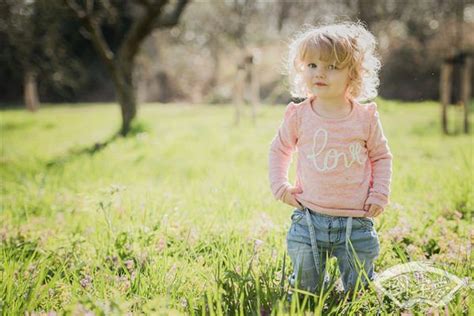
[365,103,393,209]
[268,102,299,201]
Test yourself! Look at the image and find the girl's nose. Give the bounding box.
[314,71,326,79]
[314,68,326,78]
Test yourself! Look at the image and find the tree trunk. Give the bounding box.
[24,70,39,112]
[115,60,137,136]
[440,62,452,135]
[208,36,220,89]
[277,0,292,32]
[461,57,472,134]
[233,66,245,126]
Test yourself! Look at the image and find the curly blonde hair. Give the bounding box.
[287,21,381,102]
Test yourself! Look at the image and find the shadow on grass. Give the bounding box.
[45,120,149,169]
[45,133,119,169]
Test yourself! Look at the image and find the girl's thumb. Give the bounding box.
[288,187,303,194]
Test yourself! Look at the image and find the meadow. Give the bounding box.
[0,100,472,315]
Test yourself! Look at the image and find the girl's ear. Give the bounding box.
[344,84,353,99]
[293,58,300,71]
[295,59,305,72]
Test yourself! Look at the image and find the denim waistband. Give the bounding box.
[301,207,353,272]
[304,207,374,224]
[303,207,343,219]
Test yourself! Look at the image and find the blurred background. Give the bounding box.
[1,0,473,107]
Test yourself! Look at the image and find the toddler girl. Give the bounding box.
[268,22,393,298]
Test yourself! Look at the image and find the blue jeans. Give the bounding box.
[286,207,380,295]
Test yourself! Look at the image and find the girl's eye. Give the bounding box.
[308,63,317,69]
[328,65,337,70]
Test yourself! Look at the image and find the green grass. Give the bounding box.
[0,100,473,315]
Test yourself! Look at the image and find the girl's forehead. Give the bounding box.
[301,48,336,63]
[300,38,337,62]
[298,35,351,67]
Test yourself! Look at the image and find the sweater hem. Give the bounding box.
[298,200,370,218]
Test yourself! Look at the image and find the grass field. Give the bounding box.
[1,100,473,315]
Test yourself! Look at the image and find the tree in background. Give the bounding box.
[65,0,190,136]
[2,0,471,107]
[0,0,84,111]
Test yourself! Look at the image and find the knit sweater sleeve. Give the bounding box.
[365,103,393,208]
[268,102,299,200]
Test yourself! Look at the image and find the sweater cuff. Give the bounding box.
[365,191,389,209]
[274,182,291,201]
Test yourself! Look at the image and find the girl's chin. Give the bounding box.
[309,90,331,98]
[310,87,327,92]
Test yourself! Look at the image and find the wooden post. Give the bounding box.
[461,56,472,133]
[250,56,260,125]
[243,53,259,125]
[233,64,245,126]
[440,62,453,135]
[234,50,260,126]
[24,70,39,112]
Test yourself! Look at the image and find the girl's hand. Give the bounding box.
[282,186,303,209]
[364,203,384,217]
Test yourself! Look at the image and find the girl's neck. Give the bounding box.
[310,95,352,118]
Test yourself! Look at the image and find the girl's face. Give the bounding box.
[301,52,350,101]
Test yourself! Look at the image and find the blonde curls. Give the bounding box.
[286,21,381,102]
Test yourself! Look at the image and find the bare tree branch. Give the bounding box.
[64,0,115,72]
[155,0,189,27]
[65,0,87,18]
[134,0,152,8]
[86,0,94,15]
[119,1,168,62]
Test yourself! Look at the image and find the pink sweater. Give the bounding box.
[268,96,393,217]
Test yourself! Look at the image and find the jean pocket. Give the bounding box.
[290,209,304,224]
[354,217,374,231]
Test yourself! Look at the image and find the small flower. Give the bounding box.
[156,237,167,253]
[187,227,200,247]
[73,303,95,316]
[386,218,412,243]
[24,263,39,279]
[80,275,92,289]
[124,259,135,272]
[109,184,126,194]
[105,256,119,271]
[254,239,264,253]
[391,203,405,211]
[165,264,177,284]
[271,248,278,260]
[406,244,423,259]
[253,212,276,236]
[136,132,149,141]
[28,263,38,274]
[115,275,131,291]
[453,211,463,220]
[137,251,149,266]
